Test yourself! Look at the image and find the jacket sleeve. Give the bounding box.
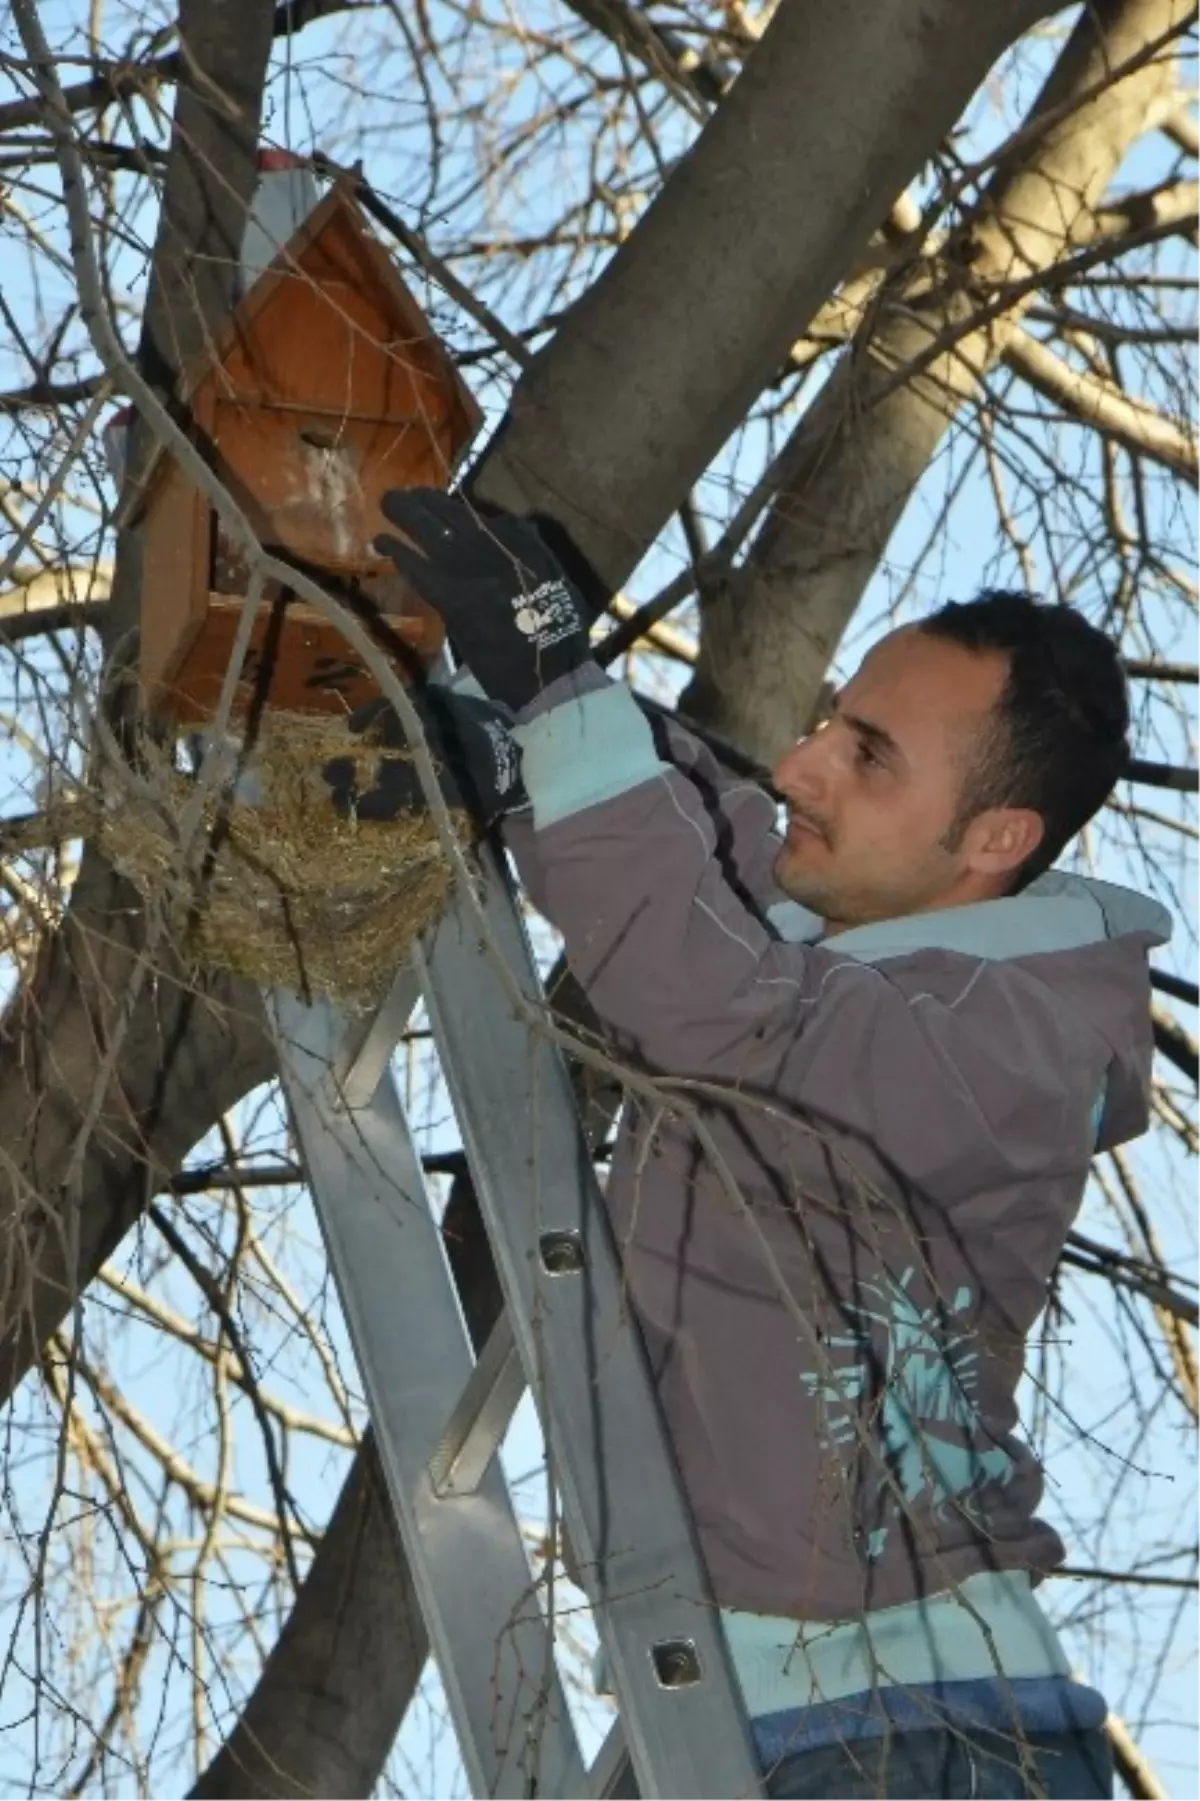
[648,704,788,917]
[502,664,786,924]
[510,666,810,1079]
[511,669,1113,1202]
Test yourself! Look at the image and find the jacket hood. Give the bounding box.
[767,871,1174,1152]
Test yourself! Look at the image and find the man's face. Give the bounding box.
[771,629,1018,933]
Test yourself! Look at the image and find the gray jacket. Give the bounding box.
[505,664,1172,1624]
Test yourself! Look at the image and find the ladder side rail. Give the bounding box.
[415,848,762,1800]
[271,989,588,1799]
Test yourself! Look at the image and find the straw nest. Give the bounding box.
[94,709,474,1000]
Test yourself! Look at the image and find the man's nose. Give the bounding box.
[772,732,825,796]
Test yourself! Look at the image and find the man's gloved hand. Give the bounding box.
[321,686,526,827]
[374,488,591,713]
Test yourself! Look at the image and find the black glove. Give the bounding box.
[321,686,526,827]
[373,488,591,713]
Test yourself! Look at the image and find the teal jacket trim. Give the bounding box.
[719,1570,1071,1724]
[513,681,667,828]
[766,873,1171,966]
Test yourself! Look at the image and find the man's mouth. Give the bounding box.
[786,811,827,845]
[781,814,828,846]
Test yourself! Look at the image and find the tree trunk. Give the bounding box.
[682,0,1191,756]
[0,865,275,1400]
[190,1430,426,1801]
[468,0,1056,602]
[0,0,279,1406]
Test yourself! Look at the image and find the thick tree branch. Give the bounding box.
[464,0,1057,600]
[771,177,1200,384]
[1002,323,1197,481]
[1158,97,1200,154]
[1152,1006,1199,1083]
[1150,967,1198,1006]
[1107,1714,1169,1799]
[0,374,113,413]
[0,564,113,638]
[1127,756,1200,791]
[1092,172,1200,240]
[189,1429,424,1799]
[1124,658,1199,682]
[0,598,108,646]
[682,0,1194,754]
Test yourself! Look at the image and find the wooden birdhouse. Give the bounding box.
[126,156,480,724]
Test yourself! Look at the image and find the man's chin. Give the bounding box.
[773,847,834,913]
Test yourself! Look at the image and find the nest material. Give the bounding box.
[96,709,473,1000]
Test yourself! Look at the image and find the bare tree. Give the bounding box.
[0,0,1195,1794]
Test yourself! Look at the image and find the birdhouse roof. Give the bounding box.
[130,177,480,512]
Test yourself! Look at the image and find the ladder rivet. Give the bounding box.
[539,1230,586,1275]
[651,1638,703,1689]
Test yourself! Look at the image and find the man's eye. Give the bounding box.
[856,741,882,769]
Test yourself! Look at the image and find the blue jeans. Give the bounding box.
[764,1725,1114,1799]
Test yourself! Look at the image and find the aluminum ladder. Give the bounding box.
[268,835,762,1798]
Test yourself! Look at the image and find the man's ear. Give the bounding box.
[963,806,1045,881]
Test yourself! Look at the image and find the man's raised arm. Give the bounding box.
[508,660,811,1078]
[358,490,1115,1202]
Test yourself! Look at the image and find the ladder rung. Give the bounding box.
[428,1311,524,1496]
[332,965,421,1108]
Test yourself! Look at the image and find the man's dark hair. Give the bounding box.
[917,591,1130,890]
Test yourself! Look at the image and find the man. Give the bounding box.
[325,490,1172,1801]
